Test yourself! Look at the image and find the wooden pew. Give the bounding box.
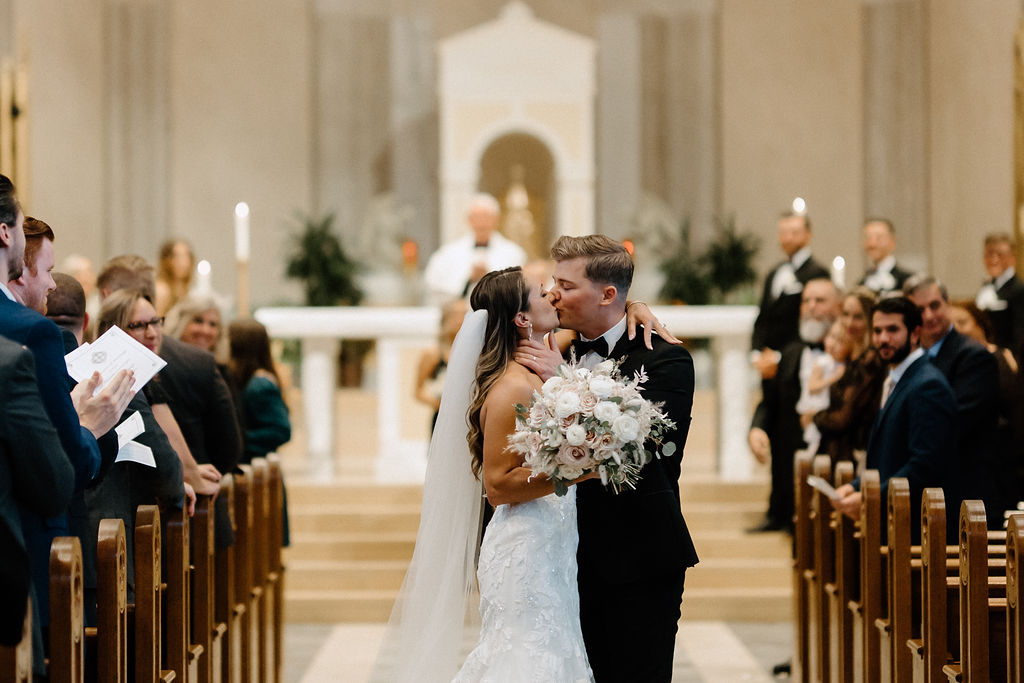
[232,466,254,683]
[192,493,225,683]
[808,454,835,682]
[250,459,269,683]
[266,455,285,683]
[825,460,856,683]
[89,518,128,683]
[793,452,815,682]
[908,488,951,683]
[215,474,240,683]
[1008,513,1024,682]
[851,470,882,683]
[942,500,1007,682]
[0,597,32,683]
[876,478,913,683]
[49,536,85,683]
[166,504,204,682]
[135,505,174,683]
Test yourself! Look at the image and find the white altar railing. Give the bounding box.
[254,305,759,482]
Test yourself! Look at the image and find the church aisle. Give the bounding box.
[284,620,790,682]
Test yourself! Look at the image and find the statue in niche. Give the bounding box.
[502,164,538,256]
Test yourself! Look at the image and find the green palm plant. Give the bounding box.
[285,212,364,306]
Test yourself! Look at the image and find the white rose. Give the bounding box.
[565,423,587,446]
[555,391,581,418]
[588,375,616,399]
[542,376,565,398]
[593,401,621,423]
[594,359,615,375]
[611,415,640,442]
[546,429,564,448]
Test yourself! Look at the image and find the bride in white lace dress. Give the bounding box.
[371,266,595,682]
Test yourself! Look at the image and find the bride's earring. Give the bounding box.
[527,321,534,339]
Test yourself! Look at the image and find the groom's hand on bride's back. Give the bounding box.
[514,334,563,381]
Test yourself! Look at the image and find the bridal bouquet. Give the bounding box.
[507,358,676,496]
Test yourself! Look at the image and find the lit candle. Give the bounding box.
[792,197,807,215]
[234,202,250,262]
[196,259,212,295]
[831,255,846,289]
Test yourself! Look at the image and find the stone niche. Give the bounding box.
[438,1,595,248]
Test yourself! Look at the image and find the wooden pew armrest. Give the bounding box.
[874,617,891,635]
[906,637,923,656]
[187,644,204,662]
[941,663,962,682]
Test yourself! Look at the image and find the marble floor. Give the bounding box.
[282,620,793,682]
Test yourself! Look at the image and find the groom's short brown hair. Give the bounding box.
[551,235,633,298]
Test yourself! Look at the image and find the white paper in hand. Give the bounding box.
[115,441,156,468]
[806,475,840,501]
[64,325,166,394]
[115,411,145,450]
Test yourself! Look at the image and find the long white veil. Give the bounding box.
[370,308,487,682]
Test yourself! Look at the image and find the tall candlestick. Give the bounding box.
[234,202,250,262]
[196,259,212,295]
[831,255,846,290]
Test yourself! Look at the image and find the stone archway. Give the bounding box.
[438,2,594,246]
[478,132,555,259]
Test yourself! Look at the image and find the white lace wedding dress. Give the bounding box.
[453,487,594,682]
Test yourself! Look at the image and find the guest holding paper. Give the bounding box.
[0,178,133,676]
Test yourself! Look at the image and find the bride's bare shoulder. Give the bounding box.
[483,366,540,410]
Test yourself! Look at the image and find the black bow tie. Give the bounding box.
[807,342,825,352]
[571,337,610,359]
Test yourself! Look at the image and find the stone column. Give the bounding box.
[596,11,642,237]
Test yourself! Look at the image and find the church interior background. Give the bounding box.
[2,1,1023,680]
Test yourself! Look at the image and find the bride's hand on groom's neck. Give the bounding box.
[514,334,563,381]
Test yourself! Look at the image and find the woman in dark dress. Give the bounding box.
[227,318,291,544]
[808,288,885,468]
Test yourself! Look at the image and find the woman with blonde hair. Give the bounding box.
[166,293,226,360]
[154,239,195,316]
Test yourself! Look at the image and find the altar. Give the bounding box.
[254,305,758,482]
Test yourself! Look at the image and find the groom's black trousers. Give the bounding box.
[579,568,687,682]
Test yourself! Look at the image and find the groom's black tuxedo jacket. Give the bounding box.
[576,330,699,585]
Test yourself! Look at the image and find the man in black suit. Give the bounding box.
[0,336,74,646]
[905,275,1007,528]
[858,218,914,295]
[748,277,840,532]
[544,235,696,682]
[976,232,1024,356]
[833,296,957,530]
[751,211,830,380]
[0,178,133,674]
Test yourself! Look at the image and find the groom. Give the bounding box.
[547,235,698,681]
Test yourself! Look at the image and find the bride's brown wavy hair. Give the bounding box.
[466,266,530,478]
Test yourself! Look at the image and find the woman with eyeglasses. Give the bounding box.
[97,289,222,510]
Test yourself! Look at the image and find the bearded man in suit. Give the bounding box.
[524,234,699,682]
[833,296,957,539]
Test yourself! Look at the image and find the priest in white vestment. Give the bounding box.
[424,193,526,304]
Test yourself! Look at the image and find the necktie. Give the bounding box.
[571,337,610,359]
[880,375,894,409]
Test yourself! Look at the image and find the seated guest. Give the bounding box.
[832,296,957,542]
[0,335,74,647]
[796,319,850,458]
[97,289,220,505]
[415,297,467,433]
[166,293,226,360]
[809,288,884,468]
[950,299,1018,426]
[228,317,291,545]
[98,255,242,547]
[905,275,1006,529]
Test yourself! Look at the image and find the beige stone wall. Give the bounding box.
[720,0,864,282]
[5,0,1021,306]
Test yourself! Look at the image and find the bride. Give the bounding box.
[372,266,667,682]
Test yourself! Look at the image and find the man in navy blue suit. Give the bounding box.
[832,296,956,528]
[0,175,134,675]
[906,274,1007,528]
